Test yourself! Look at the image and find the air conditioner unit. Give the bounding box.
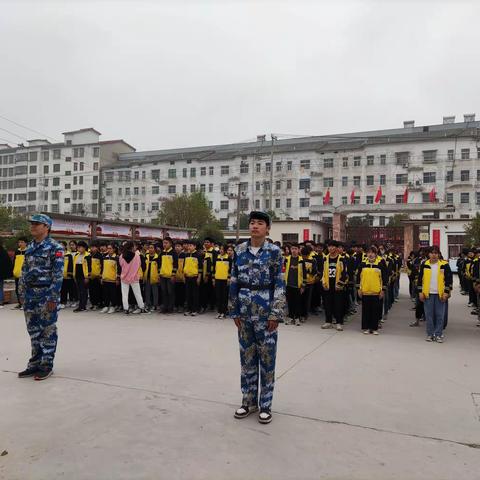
[408,182,414,187]
[415,180,422,186]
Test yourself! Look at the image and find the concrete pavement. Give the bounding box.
[1,276,480,480]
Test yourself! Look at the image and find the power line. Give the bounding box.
[0,126,27,141]
[0,113,57,141]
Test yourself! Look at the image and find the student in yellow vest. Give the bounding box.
[159,237,178,314]
[73,241,91,312]
[13,237,28,309]
[183,239,203,316]
[357,246,388,335]
[284,243,307,326]
[174,241,186,312]
[88,242,103,310]
[321,240,349,331]
[201,237,217,313]
[300,244,317,323]
[212,244,233,319]
[144,243,160,311]
[101,243,120,314]
[418,245,453,342]
[59,240,71,309]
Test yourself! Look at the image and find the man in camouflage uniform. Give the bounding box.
[18,214,64,381]
[229,211,285,424]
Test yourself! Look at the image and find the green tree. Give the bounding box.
[464,212,480,246]
[239,213,250,230]
[197,222,225,244]
[388,213,410,227]
[0,206,30,249]
[154,192,216,230]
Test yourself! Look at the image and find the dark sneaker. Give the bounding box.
[73,308,85,313]
[234,405,258,419]
[18,367,39,378]
[258,409,273,424]
[34,369,53,381]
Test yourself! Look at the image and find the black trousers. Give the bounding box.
[61,278,77,303]
[160,277,175,312]
[185,277,199,313]
[468,280,477,305]
[89,278,102,307]
[301,284,313,318]
[200,279,215,310]
[322,288,344,324]
[75,270,88,309]
[361,295,382,331]
[311,282,323,310]
[286,286,302,319]
[175,282,185,309]
[102,282,117,307]
[215,280,229,314]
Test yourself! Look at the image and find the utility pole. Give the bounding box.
[235,181,241,241]
[97,167,103,220]
[269,134,276,212]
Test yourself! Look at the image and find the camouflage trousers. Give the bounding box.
[24,309,58,371]
[238,316,278,411]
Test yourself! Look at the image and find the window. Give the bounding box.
[152,186,159,195]
[104,172,113,182]
[353,156,361,167]
[423,172,436,184]
[134,171,139,180]
[423,150,437,163]
[190,185,196,193]
[366,195,374,204]
[190,168,196,177]
[255,199,261,209]
[134,187,139,195]
[182,168,187,178]
[275,162,282,172]
[287,161,292,171]
[300,198,310,208]
[366,155,374,166]
[342,196,347,205]
[275,199,280,208]
[286,179,292,189]
[353,196,360,205]
[200,167,206,176]
[240,183,248,193]
[240,163,249,174]
[265,199,270,209]
[422,193,432,203]
[396,174,408,185]
[91,190,98,200]
[380,195,385,204]
[286,198,291,208]
[29,151,37,161]
[342,176,348,187]
[29,178,36,188]
[42,151,49,161]
[106,188,112,197]
[182,185,187,193]
[53,164,60,172]
[208,201,213,209]
[53,149,61,159]
[300,159,310,169]
[73,163,78,172]
[29,165,37,174]
[168,185,176,194]
[396,195,404,204]
[299,179,310,190]
[461,148,470,160]
[53,177,60,187]
[220,183,229,193]
[324,158,333,168]
[73,147,84,158]
[220,200,229,210]
[478,148,480,159]
[255,181,260,191]
[256,163,261,173]
[448,149,454,161]
[380,154,386,165]
[125,187,131,196]
[353,176,361,187]
[366,175,374,186]
[221,165,229,175]
[133,203,139,211]
[461,170,470,181]
[478,170,480,181]
[342,157,348,168]
[446,193,453,203]
[240,199,249,210]
[208,184,213,193]
[209,166,214,175]
[168,169,176,178]
[200,184,206,193]
[105,204,112,212]
[446,170,454,182]
[275,180,281,190]
[323,177,333,187]
[93,147,100,157]
[461,192,470,204]
[265,162,271,173]
[151,169,160,180]
[379,174,386,186]
[125,203,130,212]
[395,152,409,166]
[476,192,480,205]
[379,216,386,227]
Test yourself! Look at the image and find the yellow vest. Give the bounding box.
[102,255,118,282]
[421,259,448,298]
[214,254,230,280]
[144,253,159,284]
[284,255,304,288]
[91,256,102,279]
[184,252,200,277]
[322,255,343,290]
[73,252,91,279]
[176,254,185,282]
[160,249,175,278]
[13,249,26,279]
[359,257,383,295]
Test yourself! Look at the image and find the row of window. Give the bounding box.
[0,161,98,178]
[0,147,100,165]
[324,192,480,205]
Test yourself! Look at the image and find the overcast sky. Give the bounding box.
[1,0,479,151]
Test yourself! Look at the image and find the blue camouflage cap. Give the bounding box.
[29,213,53,227]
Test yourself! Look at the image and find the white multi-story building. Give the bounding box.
[0,128,135,216]
[103,114,480,227]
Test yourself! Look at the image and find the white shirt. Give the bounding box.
[249,246,261,256]
[429,262,439,294]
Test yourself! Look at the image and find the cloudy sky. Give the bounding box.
[1,0,478,150]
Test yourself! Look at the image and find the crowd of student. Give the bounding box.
[7,233,477,342]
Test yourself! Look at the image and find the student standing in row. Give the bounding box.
[183,240,203,316]
[159,237,178,314]
[119,241,145,315]
[73,241,91,313]
[101,243,120,314]
[144,243,160,311]
[88,242,103,310]
[284,243,306,326]
[12,237,28,309]
[213,244,233,319]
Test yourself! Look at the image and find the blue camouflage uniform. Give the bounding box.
[229,240,285,411]
[18,233,64,372]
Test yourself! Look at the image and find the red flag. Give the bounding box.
[402,187,409,204]
[323,188,331,205]
[350,189,355,204]
[374,186,382,204]
[429,187,436,203]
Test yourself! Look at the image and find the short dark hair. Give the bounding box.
[77,241,88,249]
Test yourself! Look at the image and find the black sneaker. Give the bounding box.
[124,310,130,315]
[258,409,273,424]
[34,369,53,381]
[18,367,39,378]
[234,405,258,419]
[73,308,85,313]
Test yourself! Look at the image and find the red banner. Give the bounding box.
[303,229,310,241]
[51,219,91,236]
[432,229,440,247]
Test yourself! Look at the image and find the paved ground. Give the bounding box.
[1,275,480,480]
